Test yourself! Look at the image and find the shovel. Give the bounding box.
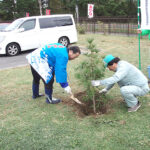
[67,75,84,105]
[70,94,84,105]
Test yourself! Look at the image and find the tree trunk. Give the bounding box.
[92,94,96,113]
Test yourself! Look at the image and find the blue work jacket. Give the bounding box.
[27,43,68,84]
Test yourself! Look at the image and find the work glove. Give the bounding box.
[91,80,101,87]
[64,86,72,94]
[99,88,108,94]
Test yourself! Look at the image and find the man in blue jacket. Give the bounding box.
[91,55,149,112]
[26,43,81,104]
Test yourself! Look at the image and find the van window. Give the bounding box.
[5,19,24,31]
[19,19,36,31]
[39,16,73,29]
[55,16,73,27]
[39,17,56,28]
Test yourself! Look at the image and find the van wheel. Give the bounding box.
[6,43,20,56]
[58,37,69,47]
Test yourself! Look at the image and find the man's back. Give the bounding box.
[117,60,148,87]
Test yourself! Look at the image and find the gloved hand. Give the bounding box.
[64,86,72,94]
[91,80,101,86]
[99,88,108,94]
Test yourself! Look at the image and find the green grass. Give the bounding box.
[0,34,150,150]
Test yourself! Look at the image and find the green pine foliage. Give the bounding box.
[75,38,105,113]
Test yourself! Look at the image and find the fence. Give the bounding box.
[76,17,138,36]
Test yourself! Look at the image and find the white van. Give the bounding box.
[0,14,77,56]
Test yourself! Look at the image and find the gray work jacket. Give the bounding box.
[100,60,148,90]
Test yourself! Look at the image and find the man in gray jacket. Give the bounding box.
[91,55,150,112]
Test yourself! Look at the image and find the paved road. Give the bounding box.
[0,50,33,71]
[0,47,86,71]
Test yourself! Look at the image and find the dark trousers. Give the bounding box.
[30,66,54,90]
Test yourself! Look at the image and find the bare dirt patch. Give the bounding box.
[62,91,113,118]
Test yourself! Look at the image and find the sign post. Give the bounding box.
[137,0,141,70]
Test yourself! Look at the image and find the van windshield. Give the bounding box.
[4,19,24,31]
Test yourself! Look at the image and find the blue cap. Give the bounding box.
[103,55,115,67]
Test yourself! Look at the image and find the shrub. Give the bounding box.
[76,24,85,34]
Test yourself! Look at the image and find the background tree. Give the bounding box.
[0,0,14,20]
[16,0,39,18]
[64,0,137,17]
[0,0,39,21]
[0,0,137,21]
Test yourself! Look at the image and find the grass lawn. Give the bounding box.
[0,33,150,150]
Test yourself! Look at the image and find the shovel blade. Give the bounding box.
[70,95,83,105]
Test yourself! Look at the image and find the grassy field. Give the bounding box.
[0,33,150,150]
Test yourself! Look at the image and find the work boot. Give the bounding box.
[32,83,44,99]
[45,95,61,104]
[128,101,141,112]
[45,88,61,104]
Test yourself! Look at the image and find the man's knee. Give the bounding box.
[45,84,53,89]
[44,80,54,89]
[120,86,129,96]
[142,84,150,94]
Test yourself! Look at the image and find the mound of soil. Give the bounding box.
[62,91,112,118]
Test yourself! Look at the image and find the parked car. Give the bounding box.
[0,14,77,56]
[0,23,10,31]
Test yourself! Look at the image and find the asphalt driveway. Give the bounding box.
[0,50,33,71]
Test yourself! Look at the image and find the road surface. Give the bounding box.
[0,50,33,71]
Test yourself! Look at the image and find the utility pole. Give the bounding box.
[13,0,17,19]
[39,0,49,15]
[137,0,141,70]
[38,0,43,15]
[75,0,79,23]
